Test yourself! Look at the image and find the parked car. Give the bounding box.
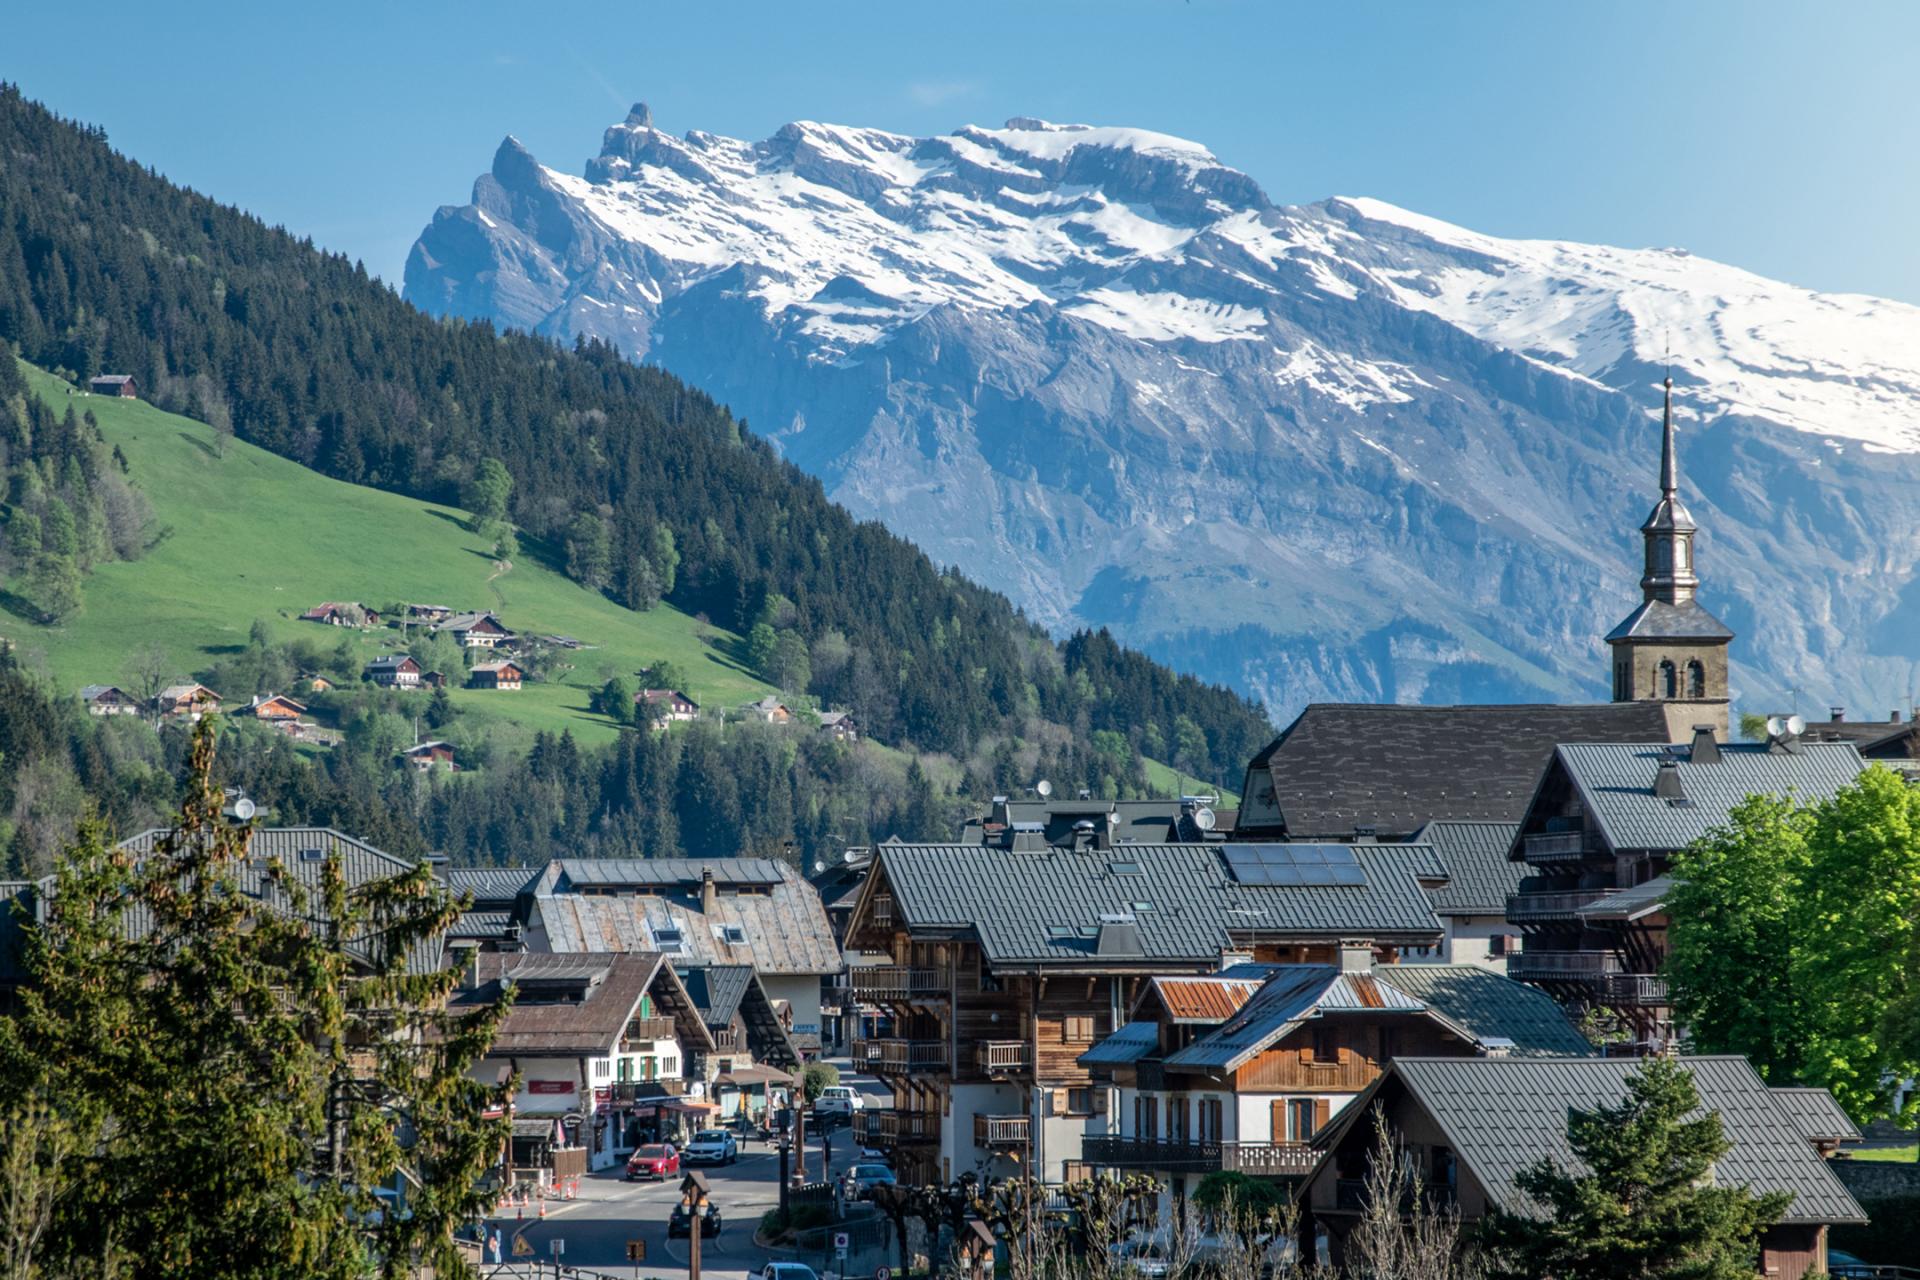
[812,1085,865,1124]
[625,1142,679,1181]
[757,1265,821,1280]
[682,1128,739,1166]
[669,1201,723,1239]
[843,1162,898,1200]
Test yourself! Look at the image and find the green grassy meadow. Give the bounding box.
[6,363,773,747]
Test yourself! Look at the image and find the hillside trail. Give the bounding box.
[487,558,512,609]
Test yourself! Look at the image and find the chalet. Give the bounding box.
[1236,702,1673,842]
[438,866,540,953]
[1507,728,1863,1047]
[448,951,714,1173]
[1298,1056,1867,1279]
[155,683,223,721]
[468,660,523,691]
[960,795,1232,849]
[676,964,803,1119]
[396,741,456,773]
[300,673,335,694]
[79,684,140,716]
[842,840,1447,1184]
[301,601,380,628]
[516,858,841,1060]
[235,692,306,723]
[637,688,699,723]
[1081,955,1586,1205]
[404,603,455,626]
[421,671,448,690]
[88,374,136,397]
[1801,706,1920,763]
[1404,821,1523,971]
[433,611,513,648]
[818,710,859,743]
[363,655,422,689]
[739,696,792,724]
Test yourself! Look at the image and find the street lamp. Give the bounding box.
[680,1170,712,1280]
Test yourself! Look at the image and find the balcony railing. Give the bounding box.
[1601,973,1670,1006]
[849,966,947,1002]
[1083,1136,1319,1177]
[854,1108,940,1146]
[1523,830,1597,863]
[711,1027,746,1054]
[624,1016,678,1043]
[1505,888,1617,923]
[975,1114,1031,1148]
[978,1041,1029,1075]
[1508,949,1622,981]
[856,1038,950,1073]
[609,1079,685,1102]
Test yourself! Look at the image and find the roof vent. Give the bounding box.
[1478,1036,1516,1058]
[1831,707,1846,723]
[1689,726,1721,765]
[1351,825,1377,843]
[1652,760,1685,802]
[1095,914,1144,957]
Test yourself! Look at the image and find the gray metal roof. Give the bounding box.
[1769,1087,1862,1144]
[1370,964,1591,1058]
[1550,742,1864,853]
[1323,1056,1866,1226]
[1604,598,1735,641]
[872,842,1444,965]
[552,858,788,889]
[1414,821,1525,914]
[1164,967,1428,1072]
[442,865,541,907]
[1079,1020,1162,1067]
[448,910,516,940]
[676,963,755,1027]
[1579,873,1673,922]
[1241,703,1674,839]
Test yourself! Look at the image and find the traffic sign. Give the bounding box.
[833,1232,850,1251]
[512,1234,533,1258]
[627,1239,647,1262]
[877,1267,892,1280]
[551,1238,566,1258]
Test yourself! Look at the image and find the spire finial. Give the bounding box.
[1660,374,1678,498]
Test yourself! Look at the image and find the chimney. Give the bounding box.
[1892,710,1904,724]
[700,867,717,914]
[1831,707,1846,723]
[1653,759,1685,802]
[1351,825,1377,844]
[1338,940,1373,973]
[1071,819,1096,853]
[1689,726,1721,765]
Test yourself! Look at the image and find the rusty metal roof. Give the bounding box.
[1144,974,1264,1023]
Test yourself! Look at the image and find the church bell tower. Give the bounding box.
[1605,378,1733,739]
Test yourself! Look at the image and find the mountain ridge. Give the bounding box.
[406,106,1920,718]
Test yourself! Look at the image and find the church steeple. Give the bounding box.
[1639,376,1699,606]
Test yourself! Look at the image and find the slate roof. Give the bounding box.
[448,910,516,941]
[449,951,703,1057]
[677,963,755,1027]
[1543,742,1864,853]
[675,962,801,1068]
[870,842,1444,965]
[1240,703,1674,839]
[1604,598,1735,641]
[1369,964,1591,1057]
[1413,821,1525,914]
[79,684,131,701]
[958,798,1205,847]
[1314,1056,1867,1226]
[1769,1087,1862,1144]
[443,866,541,908]
[526,859,839,974]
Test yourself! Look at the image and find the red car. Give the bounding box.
[625,1142,680,1181]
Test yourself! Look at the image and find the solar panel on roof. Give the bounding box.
[1221,844,1368,887]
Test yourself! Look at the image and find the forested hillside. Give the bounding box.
[0,84,1270,789]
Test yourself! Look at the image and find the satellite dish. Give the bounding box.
[813,858,827,874]
[1035,779,1053,798]
[1193,806,1217,832]
[231,796,256,822]
[842,847,859,864]
[1785,713,1806,737]
[1765,715,1785,740]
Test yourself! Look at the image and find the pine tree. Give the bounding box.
[0,721,512,1279]
[1479,1057,1793,1280]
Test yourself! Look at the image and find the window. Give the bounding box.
[1197,1099,1223,1142]
[1064,1015,1096,1043]
[593,1060,610,1080]
[1167,1098,1189,1142]
[1489,934,1519,958]
[1686,660,1706,698]
[1658,659,1677,699]
[1066,1088,1094,1115]
[1134,1096,1159,1140]
[1614,661,1628,700]
[1311,1026,1338,1065]
[1289,1099,1316,1141]
[1378,1026,1401,1062]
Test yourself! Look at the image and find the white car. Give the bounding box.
[681,1128,739,1165]
[812,1085,865,1121]
[759,1265,822,1280]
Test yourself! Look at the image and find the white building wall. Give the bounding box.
[945,1081,1026,1182]
[1442,914,1513,973]
[760,973,826,1050]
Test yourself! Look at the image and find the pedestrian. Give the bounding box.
[488,1228,501,1264]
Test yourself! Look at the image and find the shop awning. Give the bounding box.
[661,1097,719,1113]
[713,1065,795,1088]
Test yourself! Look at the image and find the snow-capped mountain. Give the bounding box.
[406,104,1920,718]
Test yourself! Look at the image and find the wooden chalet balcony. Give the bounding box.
[1508,949,1622,982]
[711,1026,746,1054]
[856,1037,950,1073]
[1083,1136,1318,1178]
[854,1108,940,1147]
[1600,973,1670,1006]
[1505,888,1616,924]
[975,1114,1031,1148]
[848,966,947,1003]
[977,1041,1029,1076]
[623,1016,678,1043]
[609,1079,685,1102]
[1523,830,1597,864]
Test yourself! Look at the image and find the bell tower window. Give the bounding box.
[1687,660,1706,698]
[1658,659,1677,699]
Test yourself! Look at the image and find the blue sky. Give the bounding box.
[12,2,1919,301]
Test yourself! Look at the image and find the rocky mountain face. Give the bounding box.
[405,104,1920,720]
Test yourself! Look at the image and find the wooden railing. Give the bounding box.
[978,1040,1029,1075]
[1505,888,1616,922]
[856,1038,949,1073]
[854,1108,941,1145]
[623,1015,677,1042]
[1082,1136,1319,1177]
[608,1079,685,1101]
[848,966,946,1002]
[1508,949,1622,981]
[1523,830,1596,863]
[1601,973,1670,1006]
[975,1114,1031,1147]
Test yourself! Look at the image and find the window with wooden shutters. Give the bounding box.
[1311,1026,1338,1065]
[1198,1099,1222,1142]
[1269,1099,1287,1143]
[1290,1098,1316,1141]
[1064,1014,1095,1042]
[1168,1098,1188,1142]
[1312,1098,1331,1135]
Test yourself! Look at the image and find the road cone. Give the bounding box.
[537,1195,547,1221]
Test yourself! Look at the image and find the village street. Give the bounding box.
[481,1063,890,1278]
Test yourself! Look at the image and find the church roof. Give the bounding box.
[1605,598,1734,642]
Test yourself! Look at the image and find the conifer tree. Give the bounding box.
[0,721,512,1280]
[1478,1057,1792,1280]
